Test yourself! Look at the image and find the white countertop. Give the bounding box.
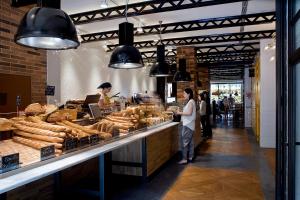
[0,122,179,194]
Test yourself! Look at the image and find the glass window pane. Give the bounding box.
[294,0,300,15]
[296,63,300,142]
[296,145,300,199]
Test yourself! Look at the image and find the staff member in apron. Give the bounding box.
[97,82,112,108]
[175,88,196,164]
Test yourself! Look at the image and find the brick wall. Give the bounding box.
[0,0,47,104]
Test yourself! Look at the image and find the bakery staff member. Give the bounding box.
[97,82,112,108]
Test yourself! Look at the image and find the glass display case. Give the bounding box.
[0,102,173,175]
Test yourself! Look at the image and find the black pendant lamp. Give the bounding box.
[14,0,79,50]
[149,45,171,77]
[149,21,171,77]
[173,59,191,82]
[108,22,143,69]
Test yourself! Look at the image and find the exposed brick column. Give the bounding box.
[176,46,197,103]
[0,0,47,104]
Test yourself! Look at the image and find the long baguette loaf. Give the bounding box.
[18,120,70,132]
[13,136,46,149]
[27,116,48,124]
[105,116,134,125]
[107,116,136,121]
[14,130,64,143]
[62,120,99,135]
[56,122,88,138]
[14,123,66,138]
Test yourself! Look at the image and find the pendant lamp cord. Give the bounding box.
[125,0,129,22]
[159,21,162,44]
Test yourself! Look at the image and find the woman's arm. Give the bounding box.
[177,101,193,116]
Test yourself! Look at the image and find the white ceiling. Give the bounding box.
[61,0,276,51]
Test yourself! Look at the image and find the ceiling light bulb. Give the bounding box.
[264,46,269,51]
[168,48,172,52]
[137,27,143,33]
[154,39,158,42]
[270,56,275,62]
[271,45,276,50]
[100,0,108,8]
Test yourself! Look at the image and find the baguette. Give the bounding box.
[105,116,134,125]
[56,122,88,138]
[18,120,70,132]
[119,129,128,133]
[14,130,64,143]
[107,116,135,121]
[13,136,46,149]
[27,116,47,124]
[14,123,66,138]
[61,120,99,135]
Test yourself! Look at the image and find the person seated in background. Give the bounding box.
[97,82,112,109]
[228,94,235,108]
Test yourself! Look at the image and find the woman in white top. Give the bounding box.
[175,88,196,164]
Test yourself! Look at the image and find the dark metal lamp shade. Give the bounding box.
[15,7,80,50]
[173,59,191,82]
[149,45,171,77]
[109,45,144,69]
[108,22,143,69]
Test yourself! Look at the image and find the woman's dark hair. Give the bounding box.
[97,82,112,89]
[200,93,205,100]
[184,88,193,100]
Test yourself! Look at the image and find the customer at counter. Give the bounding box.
[175,88,196,164]
[97,82,112,109]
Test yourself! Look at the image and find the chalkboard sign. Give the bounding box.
[41,145,55,161]
[45,85,55,96]
[79,136,90,147]
[64,138,78,151]
[90,134,100,145]
[0,153,19,173]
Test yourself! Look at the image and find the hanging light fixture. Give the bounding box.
[149,21,171,77]
[108,0,143,69]
[14,0,79,50]
[173,59,191,82]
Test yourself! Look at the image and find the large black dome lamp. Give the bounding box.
[173,59,192,82]
[14,0,79,50]
[149,45,171,77]
[108,22,143,69]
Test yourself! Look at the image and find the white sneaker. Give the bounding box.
[177,159,188,164]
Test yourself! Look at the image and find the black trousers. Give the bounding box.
[200,115,207,137]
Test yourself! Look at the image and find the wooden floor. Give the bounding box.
[162,127,269,200]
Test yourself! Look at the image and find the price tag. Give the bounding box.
[90,134,100,145]
[64,138,78,151]
[79,136,90,147]
[40,145,55,161]
[0,153,19,173]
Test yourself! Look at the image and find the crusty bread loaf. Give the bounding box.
[14,130,64,143]
[13,136,46,149]
[56,122,88,138]
[0,118,14,131]
[99,132,112,140]
[25,103,45,115]
[18,120,70,132]
[14,123,66,138]
[61,120,99,135]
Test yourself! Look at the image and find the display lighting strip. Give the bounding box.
[79,12,275,43]
[106,30,275,51]
[70,0,245,25]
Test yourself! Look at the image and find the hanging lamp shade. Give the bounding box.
[149,45,171,77]
[109,22,143,69]
[173,59,191,82]
[15,7,79,50]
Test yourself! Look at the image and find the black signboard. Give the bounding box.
[64,138,78,151]
[41,145,55,161]
[0,153,19,173]
[79,136,90,147]
[90,134,100,145]
[45,85,55,96]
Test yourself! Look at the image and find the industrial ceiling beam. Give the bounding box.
[70,0,245,25]
[106,30,275,51]
[80,12,275,43]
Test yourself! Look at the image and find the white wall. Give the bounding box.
[244,68,252,128]
[47,44,156,104]
[259,39,276,148]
